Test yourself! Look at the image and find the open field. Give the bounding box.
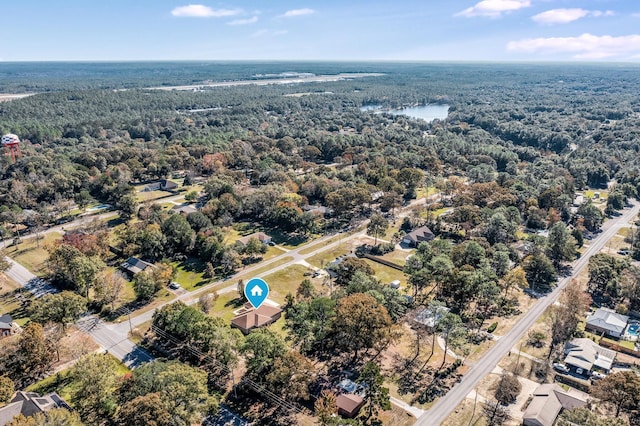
[261,264,309,303]
[364,259,406,286]
[6,232,62,276]
[171,258,209,291]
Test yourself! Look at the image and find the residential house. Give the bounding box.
[564,338,616,377]
[144,179,179,192]
[0,391,71,426]
[120,257,153,276]
[230,303,282,335]
[414,305,450,328]
[236,232,272,247]
[336,394,364,418]
[171,204,198,215]
[523,384,587,426]
[402,226,435,247]
[0,314,16,338]
[585,308,629,338]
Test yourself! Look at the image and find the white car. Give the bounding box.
[553,363,570,373]
[591,371,607,380]
[169,282,181,290]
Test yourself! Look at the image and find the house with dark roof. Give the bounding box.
[585,308,629,338]
[143,179,179,192]
[236,232,272,247]
[564,338,616,377]
[120,257,154,276]
[0,391,71,426]
[230,303,282,335]
[172,204,198,215]
[0,314,16,339]
[402,226,435,247]
[336,394,364,418]
[522,384,587,426]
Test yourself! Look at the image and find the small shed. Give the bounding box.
[336,394,364,418]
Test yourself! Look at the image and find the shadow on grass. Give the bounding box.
[234,222,311,247]
[224,297,245,309]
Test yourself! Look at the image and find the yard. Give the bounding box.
[170,257,209,291]
[363,259,407,287]
[6,231,62,276]
[260,264,310,304]
[0,274,33,326]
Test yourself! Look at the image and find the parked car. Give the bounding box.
[617,249,630,255]
[591,371,607,380]
[169,282,181,290]
[553,363,570,373]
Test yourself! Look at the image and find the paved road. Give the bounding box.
[417,201,640,426]
[3,254,153,368]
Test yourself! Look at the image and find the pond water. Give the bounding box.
[360,104,449,122]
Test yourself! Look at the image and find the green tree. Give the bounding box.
[133,270,161,301]
[330,293,394,362]
[578,200,605,232]
[546,222,577,268]
[241,329,286,380]
[367,213,389,245]
[15,323,55,384]
[8,409,85,426]
[118,193,138,221]
[591,371,640,417]
[357,361,391,421]
[523,253,556,292]
[0,375,14,405]
[30,291,87,331]
[243,237,266,258]
[94,270,126,310]
[484,212,515,245]
[501,266,528,296]
[284,296,336,354]
[117,393,172,426]
[437,312,463,369]
[296,278,316,301]
[265,351,315,401]
[71,353,120,423]
[161,214,194,255]
[119,361,217,426]
[139,224,167,262]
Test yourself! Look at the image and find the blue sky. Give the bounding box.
[2,0,640,61]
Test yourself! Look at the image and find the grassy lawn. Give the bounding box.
[380,249,412,266]
[298,234,342,255]
[136,189,173,202]
[233,256,295,282]
[0,275,33,326]
[170,257,209,291]
[210,292,243,322]
[261,264,309,303]
[306,246,350,269]
[232,222,316,249]
[363,259,406,286]
[6,231,62,276]
[263,245,286,261]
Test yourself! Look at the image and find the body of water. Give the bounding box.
[360,104,449,122]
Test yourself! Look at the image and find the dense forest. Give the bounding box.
[2,62,640,425]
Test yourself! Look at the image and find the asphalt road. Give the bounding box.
[416,201,640,426]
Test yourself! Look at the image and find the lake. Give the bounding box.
[360,104,449,122]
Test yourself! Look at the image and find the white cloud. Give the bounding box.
[507,33,640,59]
[281,8,316,18]
[456,0,530,18]
[532,8,614,24]
[228,16,258,25]
[171,5,241,18]
[631,13,640,18]
[250,29,288,38]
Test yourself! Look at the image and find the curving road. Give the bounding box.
[416,201,640,426]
